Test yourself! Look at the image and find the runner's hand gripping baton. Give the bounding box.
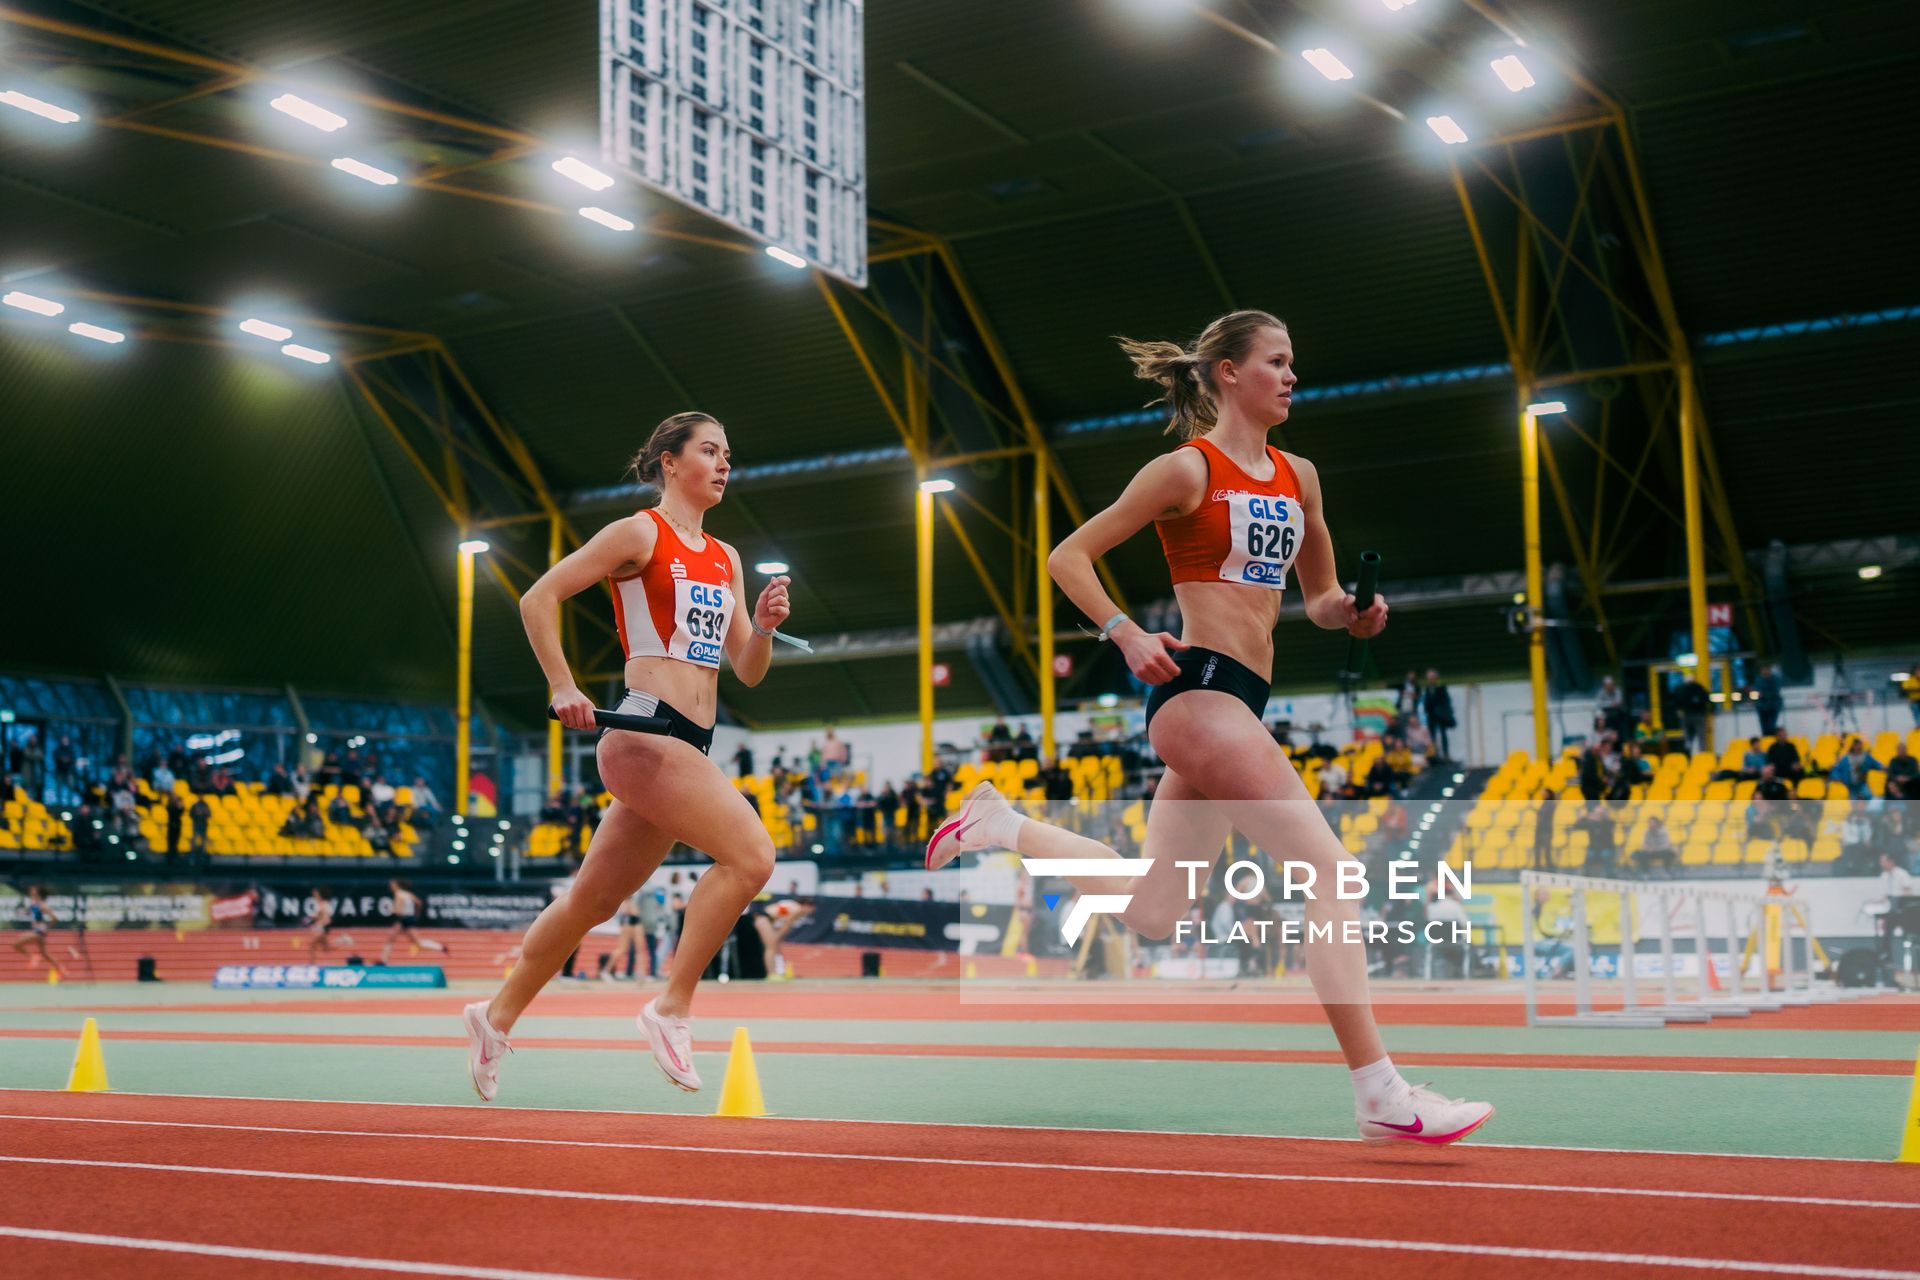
[547,705,672,734]
[1339,550,1382,680]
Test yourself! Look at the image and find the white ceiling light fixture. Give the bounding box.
[552,157,615,191]
[239,318,294,341]
[754,561,790,575]
[330,157,399,186]
[1490,55,1536,92]
[919,478,955,494]
[68,322,125,344]
[1526,400,1568,416]
[269,93,347,132]
[3,291,64,316]
[280,343,331,364]
[578,206,635,231]
[1300,49,1355,82]
[765,246,808,269]
[1382,0,1419,10]
[1857,565,1883,580]
[1426,115,1469,145]
[0,89,82,124]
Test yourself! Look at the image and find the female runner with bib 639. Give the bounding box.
[929,311,1492,1146]
[463,412,790,1101]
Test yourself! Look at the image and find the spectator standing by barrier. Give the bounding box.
[1532,789,1557,870]
[1422,669,1455,762]
[1633,817,1676,876]
[1829,739,1885,800]
[1394,671,1421,733]
[51,735,76,801]
[1755,664,1785,739]
[1672,677,1711,754]
[164,791,185,861]
[189,796,210,863]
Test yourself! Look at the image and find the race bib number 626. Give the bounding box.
[1220,493,1300,589]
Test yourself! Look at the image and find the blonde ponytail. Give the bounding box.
[1115,310,1287,441]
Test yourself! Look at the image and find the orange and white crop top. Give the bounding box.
[610,509,737,670]
[1154,436,1305,591]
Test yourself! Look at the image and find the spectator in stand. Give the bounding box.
[1012,723,1038,762]
[901,776,924,837]
[1578,738,1609,803]
[1887,742,1918,799]
[52,734,77,801]
[1835,801,1878,875]
[162,791,185,860]
[208,766,237,797]
[1904,668,1920,729]
[264,763,293,796]
[1748,765,1794,842]
[1363,752,1397,799]
[369,774,396,808]
[1879,805,1913,866]
[732,740,755,780]
[1595,675,1623,724]
[985,715,1012,762]
[18,732,45,800]
[1383,736,1414,787]
[188,795,210,862]
[1394,671,1422,734]
[1766,733,1805,782]
[328,790,357,827]
[1532,788,1557,870]
[1578,802,1618,875]
[1040,756,1074,821]
[151,755,176,796]
[1422,670,1456,762]
[165,743,189,781]
[1319,756,1350,803]
[1608,742,1652,801]
[1740,738,1768,780]
[1754,663,1785,739]
[1670,677,1711,754]
[1828,739,1885,800]
[407,775,436,822]
[820,726,850,780]
[877,781,901,836]
[1632,816,1676,877]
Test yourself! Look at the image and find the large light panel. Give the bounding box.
[600,0,868,286]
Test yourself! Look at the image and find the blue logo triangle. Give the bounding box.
[1042,894,1061,912]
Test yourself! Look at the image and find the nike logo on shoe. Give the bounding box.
[1370,1116,1423,1134]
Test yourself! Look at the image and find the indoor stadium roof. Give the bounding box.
[3,0,1916,726]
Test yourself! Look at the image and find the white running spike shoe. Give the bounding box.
[639,998,701,1092]
[926,781,1015,870]
[461,1001,512,1103]
[1356,1083,1494,1147]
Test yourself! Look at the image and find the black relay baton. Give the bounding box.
[1339,550,1382,681]
[547,705,673,735]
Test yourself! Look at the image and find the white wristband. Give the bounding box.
[1098,612,1131,642]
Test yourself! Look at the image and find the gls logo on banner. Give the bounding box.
[1019,858,1154,943]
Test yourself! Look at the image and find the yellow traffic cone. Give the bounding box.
[1900,1046,1920,1163]
[711,1027,767,1118]
[66,1017,109,1092]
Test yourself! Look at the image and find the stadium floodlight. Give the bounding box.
[1426,115,1469,145]
[764,246,808,269]
[3,291,64,316]
[1490,55,1536,92]
[280,343,331,364]
[330,157,399,185]
[552,157,614,190]
[458,539,491,554]
[0,89,81,124]
[239,318,293,341]
[919,478,955,494]
[755,561,790,575]
[1526,400,1567,416]
[68,322,125,344]
[578,206,635,231]
[1857,565,1883,580]
[1300,49,1355,82]
[270,93,347,132]
[1382,0,1418,10]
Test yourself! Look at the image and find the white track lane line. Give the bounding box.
[0,1087,1899,1165]
[1,1114,1913,1213]
[0,1225,622,1280]
[1,1155,1916,1279]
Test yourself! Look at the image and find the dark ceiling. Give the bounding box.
[3,0,1915,726]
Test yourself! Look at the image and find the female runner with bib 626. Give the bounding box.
[463,412,791,1102]
[928,311,1492,1146]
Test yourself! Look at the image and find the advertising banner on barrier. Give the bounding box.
[782,896,1013,952]
[212,964,448,990]
[252,883,550,931]
[1,882,212,931]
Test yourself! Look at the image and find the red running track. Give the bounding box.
[0,1091,1916,1280]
